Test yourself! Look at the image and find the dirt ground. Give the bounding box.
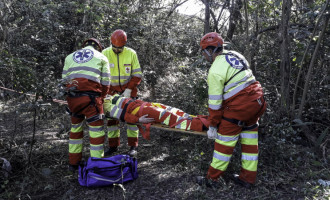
[0,99,329,200]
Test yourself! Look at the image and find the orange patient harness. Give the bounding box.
[106,96,210,139]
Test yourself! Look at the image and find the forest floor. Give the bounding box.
[0,98,329,200]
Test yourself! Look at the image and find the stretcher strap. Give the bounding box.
[195,115,209,128]
[137,108,180,140]
[138,123,152,140]
[138,102,148,116]
[159,112,171,122]
[137,107,207,140]
[120,99,134,121]
[137,102,152,140]
[169,118,191,131]
[138,111,171,140]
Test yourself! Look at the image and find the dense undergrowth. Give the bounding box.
[1,0,329,199]
[0,93,328,200]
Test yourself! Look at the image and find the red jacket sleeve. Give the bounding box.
[208,108,223,127]
[101,85,110,98]
[127,76,142,90]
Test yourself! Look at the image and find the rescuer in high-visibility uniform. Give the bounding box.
[196,32,267,188]
[103,94,210,138]
[102,30,143,157]
[62,38,110,172]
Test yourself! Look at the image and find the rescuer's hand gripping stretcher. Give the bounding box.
[104,94,210,139]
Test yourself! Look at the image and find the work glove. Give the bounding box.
[207,126,218,140]
[123,88,132,98]
[138,114,155,124]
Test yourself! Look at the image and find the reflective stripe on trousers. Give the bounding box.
[69,120,105,164]
[69,121,84,153]
[88,123,105,158]
[207,122,259,183]
[107,120,139,147]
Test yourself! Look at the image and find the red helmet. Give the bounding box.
[200,32,224,50]
[82,38,103,51]
[111,29,127,47]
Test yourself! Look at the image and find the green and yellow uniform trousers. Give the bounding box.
[107,119,139,148]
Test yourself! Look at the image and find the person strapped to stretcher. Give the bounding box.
[103,94,210,140]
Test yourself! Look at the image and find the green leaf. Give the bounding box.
[315,127,328,147]
[311,160,322,166]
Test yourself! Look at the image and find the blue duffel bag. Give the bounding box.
[78,155,138,187]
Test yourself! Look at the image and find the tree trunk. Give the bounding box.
[203,0,211,33]
[298,15,329,118]
[247,0,261,75]
[279,0,292,109]
[227,0,242,40]
[210,0,229,33]
[292,0,329,115]
[0,0,12,50]
[243,0,250,63]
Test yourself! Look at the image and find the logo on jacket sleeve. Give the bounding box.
[125,67,130,74]
[73,49,94,63]
[225,54,248,69]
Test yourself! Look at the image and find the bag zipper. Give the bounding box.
[89,170,130,182]
[91,157,118,164]
[90,157,128,165]
[92,165,125,173]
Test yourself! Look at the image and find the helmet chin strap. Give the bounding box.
[203,49,212,61]
[203,46,219,62]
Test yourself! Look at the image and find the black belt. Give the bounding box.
[222,96,266,128]
[222,116,246,127]
[67,91,100,98]
[120,99,134,121]
[112,95,120,104]
[66,91,101,118]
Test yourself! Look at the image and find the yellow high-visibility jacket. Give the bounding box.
[207,50,256,126]
[102,47,142,97]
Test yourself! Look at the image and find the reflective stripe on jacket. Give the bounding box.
[207,50,256,126]
[62,46,110,86]
[102,47,142,95]
[62,46,111,95]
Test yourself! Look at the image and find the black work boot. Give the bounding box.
[104,147,118,157]
[68,164,78,172]
[196,176,220,188]
[128,146,137,157]
[232,174,253,189]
